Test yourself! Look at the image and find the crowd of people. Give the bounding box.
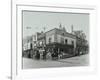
[33,48,59,60]
[23,46,88,60]
[23,48,66,60]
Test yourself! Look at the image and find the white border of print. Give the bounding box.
[11,2,97,80]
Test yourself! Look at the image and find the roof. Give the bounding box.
[36,28,76,40]
[46,28,76,39]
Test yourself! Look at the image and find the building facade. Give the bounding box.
[23,26,89,57]
[45,28,76,55]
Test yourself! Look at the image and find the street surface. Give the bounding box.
[22,54,89,69]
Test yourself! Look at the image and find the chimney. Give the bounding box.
[59,23,62,29]
[71,25,74,33]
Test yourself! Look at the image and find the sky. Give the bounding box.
[22,11,89,41]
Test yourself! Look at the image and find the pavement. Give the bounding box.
[22,54,89,69]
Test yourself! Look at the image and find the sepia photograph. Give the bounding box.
[22,10,89,69]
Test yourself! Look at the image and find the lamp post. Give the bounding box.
[43,26,46,46]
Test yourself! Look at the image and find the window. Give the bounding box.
[61,37,64,44]
[49,37,52,44]
[65,39,68,44]
[72,41,74,45]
